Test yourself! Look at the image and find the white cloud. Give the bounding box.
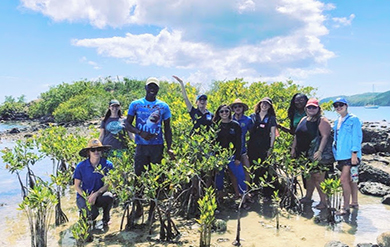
[80,56,101,70]
[23,0,337,86]
[332,14,355,28]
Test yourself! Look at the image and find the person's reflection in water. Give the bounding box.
[345,208,358,228]
[261,200,275,218]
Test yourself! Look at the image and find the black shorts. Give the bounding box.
[134,144,163,176]
[336,158,360,171]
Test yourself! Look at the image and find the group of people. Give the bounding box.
[290,95,362,215]
[73,77,363,232]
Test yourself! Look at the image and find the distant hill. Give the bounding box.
[320,90,390,106]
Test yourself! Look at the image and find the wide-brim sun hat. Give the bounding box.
[333,97,348,105]
[145,77,160,87]
[259,97,273,106]
[306,98,319,107]
[230,98,249,111]
[79,138,111,157]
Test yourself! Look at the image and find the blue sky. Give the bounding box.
[1,0,389,103]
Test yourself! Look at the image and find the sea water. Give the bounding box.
[324,106,390,122]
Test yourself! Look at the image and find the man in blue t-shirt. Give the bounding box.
[126,77,175,176]
[125,77,175,220]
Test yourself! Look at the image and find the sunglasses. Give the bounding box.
[219,110,230,114]
[110,104,120,107]
[198,98,207,101]
[233,105,243,109]
[90,148,103,152]
[333,103,345,108]
[307,105,318,110]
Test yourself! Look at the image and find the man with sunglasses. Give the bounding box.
[173,75,213,134]
[332,97,362,215]
[125,77,175,221]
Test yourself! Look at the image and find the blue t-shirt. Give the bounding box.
[73,158,113,198]
[233,114,253,153]
[100,117,127,149]
[128,98,171,145]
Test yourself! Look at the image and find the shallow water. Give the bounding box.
[1,138,390,246]
[1,186,389,247]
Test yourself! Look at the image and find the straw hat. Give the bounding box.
[230,98,249,111]
[79,138,111,157]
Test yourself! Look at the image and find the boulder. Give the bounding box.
[359,163,390,186]
[358,182,390,197]
[324,240,349,247]
[362,128,389,143]
[377,232,390,247]
[381,194,390,205]
[362,143,377,154]
[9,128,20,134]
[356,244,379,247]
[375,142,390,153]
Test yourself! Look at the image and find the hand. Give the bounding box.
[167,149,175,160]
[351,155,358,165]
[290,149,296,158]
[172,75,183,84]
[87,192,99,205]
[313,151,322,161]
[267,148,272,157]
[234,159,241,166]
[139,130,157,140]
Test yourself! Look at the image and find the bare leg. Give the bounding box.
[313,172,326,205]
[340,165,352,209]
[350,181,359,206]
[304,174,315,200]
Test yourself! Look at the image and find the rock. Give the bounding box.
[377,232,390,247]
[362,143,377,154]
[324,240,349,247]
[381,194,390,205]
[358,182,390,197]
[213,219,227,232]
[357,244,379,247]
[359,163,390,186]
[362,128,389,143]
[9,128,20,134]
[373,156,390,165]
[375,142,390,153]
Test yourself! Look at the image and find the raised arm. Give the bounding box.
[163,118,175,160]
[173,75,193,112]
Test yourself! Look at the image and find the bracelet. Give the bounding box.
[318,150,323,153]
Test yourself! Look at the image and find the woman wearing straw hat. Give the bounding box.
[74,138,113,229]
[247,97,277,201]
[230,99,253,194]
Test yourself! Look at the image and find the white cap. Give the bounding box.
[145,77,160,87]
